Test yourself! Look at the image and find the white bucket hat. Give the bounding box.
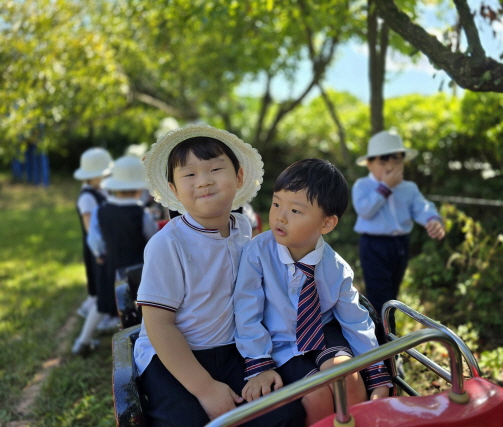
[102,156,147,191]
[73,148,113,180]
[356,130,418,166]
[143,124,264,213]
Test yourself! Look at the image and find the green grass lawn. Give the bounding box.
[0,174,115,426]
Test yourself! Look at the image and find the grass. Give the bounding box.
[0,174,115,426]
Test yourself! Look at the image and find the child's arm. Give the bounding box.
[143,306,243,419]
[352,179,391,219]
[425,219,445,240]
[242,370,283,402]
[86,207,106,259]
[410,183,445,240]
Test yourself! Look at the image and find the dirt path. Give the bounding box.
[6,314,79,427]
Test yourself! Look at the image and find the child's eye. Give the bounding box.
[211,168,223,172]
[292,209,301,214]
[272,202,279,208]
[183,173,195,178]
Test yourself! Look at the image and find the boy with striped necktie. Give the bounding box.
[234,159,392,426]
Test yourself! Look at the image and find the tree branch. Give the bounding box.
[375,0,503,92]
[134,92,199,120]
[453,0,485,59]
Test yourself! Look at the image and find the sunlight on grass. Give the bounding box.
[0,176,116,426]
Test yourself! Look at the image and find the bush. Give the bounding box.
[403,204,503,350]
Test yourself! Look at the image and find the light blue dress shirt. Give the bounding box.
[352,173,441,235]
[234,230,382,370]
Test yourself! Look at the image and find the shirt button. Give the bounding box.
[290,288,296,295]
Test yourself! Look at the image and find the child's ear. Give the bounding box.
[168,182,179,200]
[321,215,338,235]
[236,167,244,189]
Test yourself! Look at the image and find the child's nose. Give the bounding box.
[196,173,213,187]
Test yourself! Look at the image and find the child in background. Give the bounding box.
[73,148,113,318]
[352,130,445,332]
[234,159,392,426]
[72,156,158,354]
[134,124,305,426]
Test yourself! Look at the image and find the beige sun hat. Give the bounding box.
[73,148,113,180]
[356,130,418,166]
[143,124,264,213]
[102,156,147,191]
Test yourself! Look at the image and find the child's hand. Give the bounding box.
[242,370,283,402]
[95,256,105,265]
[369,385,389,400]
[425,220,445,240]
[196,380,243,420]
[382,165,403,188]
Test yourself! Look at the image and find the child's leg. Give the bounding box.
[275,354,332,426]
[318,318,367,406]
[320,356,367,406]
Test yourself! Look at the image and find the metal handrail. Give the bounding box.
[382,300,481,387]
[205,328,468,427]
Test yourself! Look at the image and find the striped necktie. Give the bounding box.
[295,262,326,352]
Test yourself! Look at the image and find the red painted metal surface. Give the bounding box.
[312,377,503,427]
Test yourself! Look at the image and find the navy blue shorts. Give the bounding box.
[141,344,305,427]
[277,318,353,383]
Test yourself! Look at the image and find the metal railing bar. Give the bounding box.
[382,301,481,378]
[393,376,420,397]
[205,328,464,427]
[387,332,452,384]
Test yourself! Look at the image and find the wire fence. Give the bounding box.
[428,195,503,207]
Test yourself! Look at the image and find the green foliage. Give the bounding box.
[404,204,503,349]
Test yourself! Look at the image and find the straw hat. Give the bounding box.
[102,156,147,191]
[73,148,113,180]
[356,130,418,166]
[144,124,264,213]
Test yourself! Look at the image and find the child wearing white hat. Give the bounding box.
[72,156,158,354]
[73,148,113,319]
[133,124,305,426]
[352,130,445,332]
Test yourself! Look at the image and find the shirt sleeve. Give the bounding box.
[86,207,105,257]
[77,192,98,215]
[136,232,184,312]
[142,209,159,241]
[352,178,390,220]
[234,242,276,379]
[331,268,392,390]
[409,183,442,226]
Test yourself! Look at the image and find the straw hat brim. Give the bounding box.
[143,124,264,213]
[356,148,418,166]
[73,167,112,180]
[102,177,147,191]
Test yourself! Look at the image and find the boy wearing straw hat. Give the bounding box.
[73,148,113,318]
[133,124,305,426]
[352,130,445,332]
[72,156,158,354]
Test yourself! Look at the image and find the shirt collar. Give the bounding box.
[107,196,143,206]
[369,172,379,182]
[276,235,324,266]
[181,213,237,239]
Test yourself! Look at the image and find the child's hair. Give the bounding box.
[273,158,349,218]
[167,136,240,184]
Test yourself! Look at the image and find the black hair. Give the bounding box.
[167,136,240,184]
[273,158,348,218]
[367,152,405,162]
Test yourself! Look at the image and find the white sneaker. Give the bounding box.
[97,315,120,331]
[77,295,96,318]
